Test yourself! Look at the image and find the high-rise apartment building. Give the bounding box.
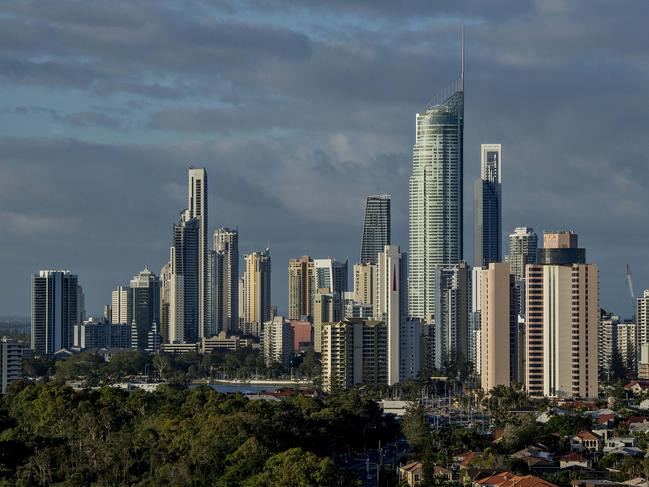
[353,263,376,308]
[314,258,348,295]
[321,318,387,392]
[470,266,483,371]
[169,211,199,343]
[207,250,223,337]
[312,288,343,352]
[31,270,79,354]
[159,262,172,342]
[73,319,132,349]
[242,249,271,336]
[433,262,469,368]
[288,256,314,321]
[525,232,598,398]
[1,337,22,393]
[507,227,538,281]
[111,286,132,325]
[130,267,160,349]
[598,311,617,376]
[262,316,294,368]
[212,228,239,332]
[360,195,391,265]
[408,42,464,321]
[188,168,208,340]
[637,290,649,345]
[474,144,502,268]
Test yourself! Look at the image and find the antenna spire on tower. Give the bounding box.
[461,24,465,91]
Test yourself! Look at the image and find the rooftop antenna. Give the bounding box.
[460,24,465,91]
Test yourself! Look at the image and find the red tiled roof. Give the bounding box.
[561,453,587,462]
[575,430,602,441]
[476,471,559,487]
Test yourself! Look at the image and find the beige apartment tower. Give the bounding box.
[353,263,376,308]
[525,232,598,398]
[480,262,511,392]
[288,256,314,321]
[312,288,342,352]
[242,249,271,336]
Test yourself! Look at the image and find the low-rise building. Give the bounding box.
[161,342,200,354]
[560,453,591,470]
[201,332,253,353]
[475,472,558,487]
[1,337,23,393]
[399,462,423,486]
[571,431,603,453]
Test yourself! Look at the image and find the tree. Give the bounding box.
[402,403,429,453]
[153,353,171,378]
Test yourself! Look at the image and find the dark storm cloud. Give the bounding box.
[1,0,648,315]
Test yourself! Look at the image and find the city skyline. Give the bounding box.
[1,2,649,319]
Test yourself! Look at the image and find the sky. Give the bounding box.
[1,0,648,319]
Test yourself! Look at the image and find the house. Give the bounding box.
[454,452,483,469]
[624,381,649,395]
[512,447,557,473]
[560,453,591,470]
[433,466,453,481]
[571,431,603,453]
[399,462,423,486]
[604,437,636,453]
[474,471,558,487]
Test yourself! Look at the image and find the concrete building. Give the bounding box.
[242,249,271,336]
[313,258,348,295]
[345,301,373,320]
[598,312,618,376]
[288,256,314,321]
[639,343,649,380]
[470,265,483,372]
[408,44,464,322]
[474,144,502,268]
[353,263,376,308]
[130,268,160,350]
[525,232,598,398]
[312,288,343,352]
[637,290,649,345]
[159,262,172,343]
[111,286,132,325]
[207,250,224,337]
[31,270,79,354]
[73,319,131,349]
[360,194,391,265]
[480,262,511,392]
[212,228,239,333]
[507,227,539,281]
[201,332,253,353]
[188,167,208,340]
[434,262,469,368]
[1,337,23,393]
[262,316,294,368]
[617,322,638,373]
[321,319,387,392]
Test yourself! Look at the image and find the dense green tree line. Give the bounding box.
[0,382,398,486]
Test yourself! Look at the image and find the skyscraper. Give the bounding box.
[360,195,391,265]
[408,36,464,321]
[353,263,376,308]
[242,249,271,336]
[525,232,598,398]
[31,270,79,354]
[169,211,199,343]
[288,256,315,321]
[313,258,348,295]
[636,290,649,345]
[207,250,224,337]
[130,267,160,349]
[212,228,239,332]
[111,286,132,325]
[433,262,469,368]
[312,288,343,353]
[188,168,208,339]
[262,316,294,368]
[507,227,538,281]
[474,144,502,268]
[159,262,172,342]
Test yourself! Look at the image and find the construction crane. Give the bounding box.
[626,264,636,321]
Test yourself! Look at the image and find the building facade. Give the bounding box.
[262,316,294,368]
[31,270,79,354]
[130,268,160,349]
[188,168,208,340]
[360,194,391,265]
[1,337,23,393]
[525,232,598,398]
[111,285,132,325]
[312,288,343,352]
[433,262,469,368]
[212,228,239,333]
[474,144,502,268]
[288,256,314,321]
[313,258,348,295]
[242,249,271,336]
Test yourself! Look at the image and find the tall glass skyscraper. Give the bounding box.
[408,39,464,320]
[474,144,502,267]
[359,195,391,265]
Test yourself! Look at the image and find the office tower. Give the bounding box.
[376,245,419,383]
[480,262,522,391]
[290,320,313,352]
[31,270,79,354]
[111,286,132,325]
[474,144,502,268]
[408,38,464,321]
[434,262,469,368]
[507,227,538,281]
[159,262,172,342]
[353,263,376,307]
[1,337,22,393]
[262,316,294,368]
[288,256,315,321]
[130,267,160,349]
[212,228,239,332]
[312,288,343,352]
[314,258,348,295]
[525,232,598,398]
[188,168,208,339]
[360,195,391,265]
[169,211,199,343]
[637,290,649,345]
[321,318,387,392]
[77,285,86,324]
[73,319,131,349]
[242,249,271,336]
[470,266,483,371]
[207,250,224,336]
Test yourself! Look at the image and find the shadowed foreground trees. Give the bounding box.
[0,383,397,486]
